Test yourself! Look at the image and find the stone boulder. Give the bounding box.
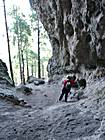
[16,85,33,95]
[0,92,31,107]
[27,76,45,86]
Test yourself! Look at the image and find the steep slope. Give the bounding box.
[30,0,105,78]
[0,77,105,139]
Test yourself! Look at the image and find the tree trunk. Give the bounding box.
[26,47,29,80]
[17,40,22,83]
[19,17,25,85]
[3,0,15,86]
[31,63,33,76]
[42,63,44,78]
[34,59,36,77]
[38,19,41,78]
[15,7,22,84]
[21,49,25,85]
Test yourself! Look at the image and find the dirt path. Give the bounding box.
[0,79,105,140]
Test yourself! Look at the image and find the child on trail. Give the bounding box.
[59,75,76,102]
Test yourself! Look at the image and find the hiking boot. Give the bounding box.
[77,96,80,100]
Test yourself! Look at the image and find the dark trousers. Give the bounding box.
[59,87,70,102]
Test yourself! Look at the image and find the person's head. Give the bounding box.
[67,75,72,80]
[72,75,76,80]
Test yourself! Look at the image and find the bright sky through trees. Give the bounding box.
[0,0,51,76]
[0,0,31,64]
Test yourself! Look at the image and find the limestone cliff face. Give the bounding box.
[30,0,105,77]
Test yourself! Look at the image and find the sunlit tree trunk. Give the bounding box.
[42,63,44,78]
[17,39,22,83]
[3,0,15,86]
[13,7,22,84]
[19,19,25,85]
[16,14,22,83]
[34,59,36,77]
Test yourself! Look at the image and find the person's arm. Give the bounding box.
[64,80,67,87]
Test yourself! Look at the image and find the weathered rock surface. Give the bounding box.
[0,77,105,139]
[0,59,13,86]
[30,0,105,78]
[16,85,33,95]
[27,76,45,85]
[0,86,31,108]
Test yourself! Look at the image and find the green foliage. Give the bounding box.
[9,6,31,48]
[8,6,52,83]
[29,50,38,59]
[41,56,50,63]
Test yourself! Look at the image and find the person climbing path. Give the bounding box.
[59,75,76,102]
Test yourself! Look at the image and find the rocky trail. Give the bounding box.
[0,78,105,140]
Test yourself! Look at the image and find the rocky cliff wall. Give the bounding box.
[0,59,13,86]
[30,0,105,78]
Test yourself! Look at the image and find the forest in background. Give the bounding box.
[2,0,52,85]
